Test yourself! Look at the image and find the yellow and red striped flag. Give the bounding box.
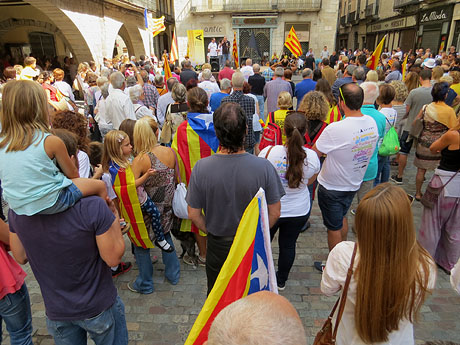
[284,26,302,58]
[170,28,179,63]
[184,188,278,345]
[109,163,154,249]
[402,54,408,81]
[367,35,386,70]
[147,15,166,38]
[163,53,172,83]
[387,59,394,68]
[171,112,219,234]
[232,31,239,68]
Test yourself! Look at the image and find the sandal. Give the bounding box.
[415,194,423,202]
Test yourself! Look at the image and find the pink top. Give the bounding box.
[0,241,26,300]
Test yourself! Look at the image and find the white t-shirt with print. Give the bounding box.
[259,145,320,217]
[208,42,218,56]
[316,116,378,192]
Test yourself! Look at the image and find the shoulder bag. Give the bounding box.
[159,104,173,144]
[313,243,357,345]
[170,148,189,219]
[421,169,460,209]
[409,105,426,139]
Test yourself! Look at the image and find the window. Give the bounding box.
[28,32,56,58]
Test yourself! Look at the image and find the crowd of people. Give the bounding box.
[0,43,459,345]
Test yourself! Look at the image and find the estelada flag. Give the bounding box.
[147,15,166,38]
[367,35,386,70]
[109,162,154,249]
[232,31,239,68]
[171,112,219,234]
[402,54,408,81]
[184,188,278,345]
[163,54,172,84]
[284,26,302,58]
[170,28,179,63]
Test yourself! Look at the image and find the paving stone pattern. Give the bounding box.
[2,124,459,344]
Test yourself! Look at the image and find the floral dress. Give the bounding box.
[142,152,176,235]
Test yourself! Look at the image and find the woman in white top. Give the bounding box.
[259,112,320,290]
[321,183,436,345]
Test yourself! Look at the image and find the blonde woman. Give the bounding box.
[266,91,292,144]
[131,117,180,292]
[365,70,378,82]
[321,183,436,345]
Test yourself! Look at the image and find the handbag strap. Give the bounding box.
[169,147,182,184]
[265,145,275,159]
[332,243,357,340]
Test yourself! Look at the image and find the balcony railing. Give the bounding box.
[393,0,421,9]
[185,0,321,13]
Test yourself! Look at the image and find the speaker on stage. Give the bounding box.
[210,57,220,72]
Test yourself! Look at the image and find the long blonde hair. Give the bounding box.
[0,80,50,152]
[133,116,159,156]
[102,130,130,171]
[354,183,432,343]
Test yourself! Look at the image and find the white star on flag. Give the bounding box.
[250,254,268,289]
[195,113,214,130]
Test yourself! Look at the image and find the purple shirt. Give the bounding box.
[9,197,117,321]
[263,77,293,113]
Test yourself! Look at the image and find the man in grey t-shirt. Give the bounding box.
[186,103,285,294]
[391,69,432,184]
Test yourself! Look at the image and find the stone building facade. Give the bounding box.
[337,0,458,54]
[174,0,340,65]
[0,0,175,65]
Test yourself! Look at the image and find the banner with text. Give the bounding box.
[187,30,205,65]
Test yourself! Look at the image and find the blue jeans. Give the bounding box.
[46,296,128,345]
[0,284,33,345]
[132,232,180,293]
[255,95,265,122]
[374,154,390,186]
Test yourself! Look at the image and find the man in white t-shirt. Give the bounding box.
[312,83,379,271]
[208,38,218,59]
[240,58,254,81]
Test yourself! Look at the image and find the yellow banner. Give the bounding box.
[187,30,205,65]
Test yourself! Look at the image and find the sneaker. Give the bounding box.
[112,262,132,278]
[350,209,356,216]
[197,256,206,267]
[183,253,195,266]
[127,281,153,294]
[277,281,286,291]
[390,175,403,185]
[155,239,174,253]
[314,261,325,273]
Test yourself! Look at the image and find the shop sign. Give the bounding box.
[420,6,453,24]
[369,16,415,33]
[203,25,225,36]
[232,16,278,28]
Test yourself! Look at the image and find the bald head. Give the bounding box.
[205,291,306,345]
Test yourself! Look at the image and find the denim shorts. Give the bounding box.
[40,183,83,215]
[318,184,356,231]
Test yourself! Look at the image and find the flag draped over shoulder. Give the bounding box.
[146,15,166,38]
[163,54,172,82]
[184,188,278,345]
[402,54,408,81]
[284,26,302,58]
[170,28,179,63]
[232,31,239,68]
[109,163,153,249]
[171,112,219,234]
[366,35,386,70]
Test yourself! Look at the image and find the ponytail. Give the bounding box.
[284,113,307,189]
